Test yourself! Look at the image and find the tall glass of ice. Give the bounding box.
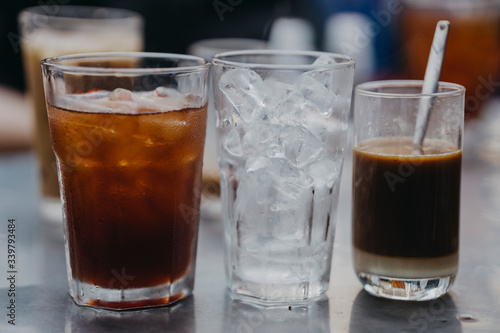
[41,53,209,310]
[212,50,355,303]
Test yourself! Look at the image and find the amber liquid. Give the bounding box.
[48,103,207,289]
[352,138,461,259]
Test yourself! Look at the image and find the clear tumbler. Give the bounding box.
[41,52,209,310]
[212,50,355,303]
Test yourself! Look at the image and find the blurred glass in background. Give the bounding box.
[400,0,500,121]
[18,6,144,225]
[188,38,267,220]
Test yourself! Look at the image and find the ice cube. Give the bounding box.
[60,88,203,115]
[275,92,320,126]
[262,77,293,111]
[224,128,243,157]
[294,74,336,118]
[277,179,307,200]
[241,129,260,155]
[281,125,324,168]
[306,54,343,90]
[97,88,139,114]
[109,88,134,101]
[308,158,342,188]
[219,68,266,122]
[304,67,353,122]
[298,169,314,188]
[240,123,280,157]
[258,123,274,143]
[270,178,314,240]
[269,157,299,180]
[246,155,270,173]
[266,137,285,158]
[154,87,181,97]
[312,54,337,66]
[56,93,111,114]
[303,114,345,142]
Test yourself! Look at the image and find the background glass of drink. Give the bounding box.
[352,80,464,301]
[212,50,355,303]
[19,6,144,225]
[187,38,268,220]
[41,52,209,310]
[400,0,500,120]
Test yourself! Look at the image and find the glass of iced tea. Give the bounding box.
[19,6,144,225]
[41,53,209,310]
[352,80,464,301]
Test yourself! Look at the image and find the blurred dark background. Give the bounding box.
[0,0,401,92]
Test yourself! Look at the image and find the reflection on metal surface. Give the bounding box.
[64,296,196,333]
[349,292,462,332]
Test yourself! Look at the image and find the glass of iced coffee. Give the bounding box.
[19,6,143,225]
[352,80,464,301]
[41,52,209,310]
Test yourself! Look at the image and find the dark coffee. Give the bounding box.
[352,138,461,259]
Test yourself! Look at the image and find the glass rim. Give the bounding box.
[355,80,465,98]
[212,49,355,70]
[19,5,142,21]
[40,52,210,75]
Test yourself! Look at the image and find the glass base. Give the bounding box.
[68,275,193,310]
[357,272,455,301]
[228,275,329,305]
[229,289,326,306]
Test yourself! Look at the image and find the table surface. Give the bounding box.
[1,112,500,333]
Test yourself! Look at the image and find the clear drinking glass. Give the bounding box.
[188,38,268,220]
[352,80,464,301]
[212,50,355,303]
[19,6,144,225]
[41,52,209,310]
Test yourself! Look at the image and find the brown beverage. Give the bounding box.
[47,90,207,293]
[352,138,461,278]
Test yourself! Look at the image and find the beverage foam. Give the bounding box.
[55,88,204,114]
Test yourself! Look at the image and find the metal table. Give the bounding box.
[1,116,499,333]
